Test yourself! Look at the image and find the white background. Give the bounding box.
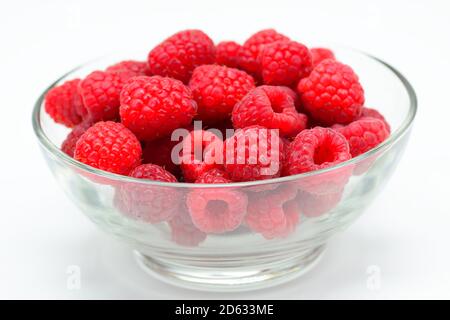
[1,0,449,299]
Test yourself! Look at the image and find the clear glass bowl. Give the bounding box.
[32,48,417,292]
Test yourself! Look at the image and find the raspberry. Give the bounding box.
[106,60,151,76]
[44,79,85,127]
[232,86,308,138]
[74,121,142,175]
[129,163,177,182]
[360,107,391,133]
[297,59,364,125]
[115,164,179,224]
[120,76,197,141]
[168,208,207,247]
[195,168,230,183]
[189,65,255,123]
[284,127,351,174]
[61,120,93,157]
[79,70,135,122]
[310,48,335,66]
[186,187,248,233]
[298,189,343,217]
[223,125,284,181]
[258,40,312,86]
[180,130,223,182]
[215,41,242,68]
[284,127,352,194]
[239,29,290,79]
[148,29,215,83]
[245,185,299,239]
[279,86,302,111]
[334,118,389,157]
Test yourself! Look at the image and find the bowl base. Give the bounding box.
[133,245,326,292]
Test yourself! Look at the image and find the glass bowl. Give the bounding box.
[32,47,417,292]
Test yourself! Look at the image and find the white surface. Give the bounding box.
[1,0,449,299]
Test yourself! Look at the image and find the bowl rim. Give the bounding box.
[32,48,417,189]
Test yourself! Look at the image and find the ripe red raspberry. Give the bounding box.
[298,189,343,217]
[44,79,86,127]
[215,41,242,68]
[297,59,365,125]
[61,120,93,157]
[168,208,207,247]
[186,187,248,233]
[310,47,335,66]
[189,65,255,123]
[258,40,312,86]
[333,118,389,157]
[245,185,300,239]
[115,164,179,224]
[148,29,215,83]
[223,125,284,182]
[120,76,197,141]
[79,70,135,122]
[360,107,391,133]
[106,60,151,76]
[180,130,223,182]
[284,127,352,194]
[195,168,231,183]
[284,127,351,175]
[232,86,308,138]
[74,121,142,175]
[239,29,290,79]
[129,163,177,182]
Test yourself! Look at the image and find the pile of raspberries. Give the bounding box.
[45,29,390,240]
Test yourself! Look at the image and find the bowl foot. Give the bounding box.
[133,245,326,292]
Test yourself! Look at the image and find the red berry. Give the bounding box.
[284,127,352,194]
[106,60,151,76]
[297,59,364,125]
[284,127,350,174]
[259,40,312,86]
[360,107,391,133]
[223,125,284,181]
[115,164,179,224]
[310,47,335,66]
[239,29,290,79]
[61,120,93,157]
[186,187,248,233]
[215,41,242,68]
[74,121,142,175]
[79,70,135,122]
[148,29,215,83]
[195,168,231,183]
[44,79,86,127]
[180,130,223,182]
[168,208,207,247]
[333,118,389,157]
[232,86,308,138]
[129,163,177,182]
[189,65,255,123]
[120,76,197,141]
[245,185,300,239]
